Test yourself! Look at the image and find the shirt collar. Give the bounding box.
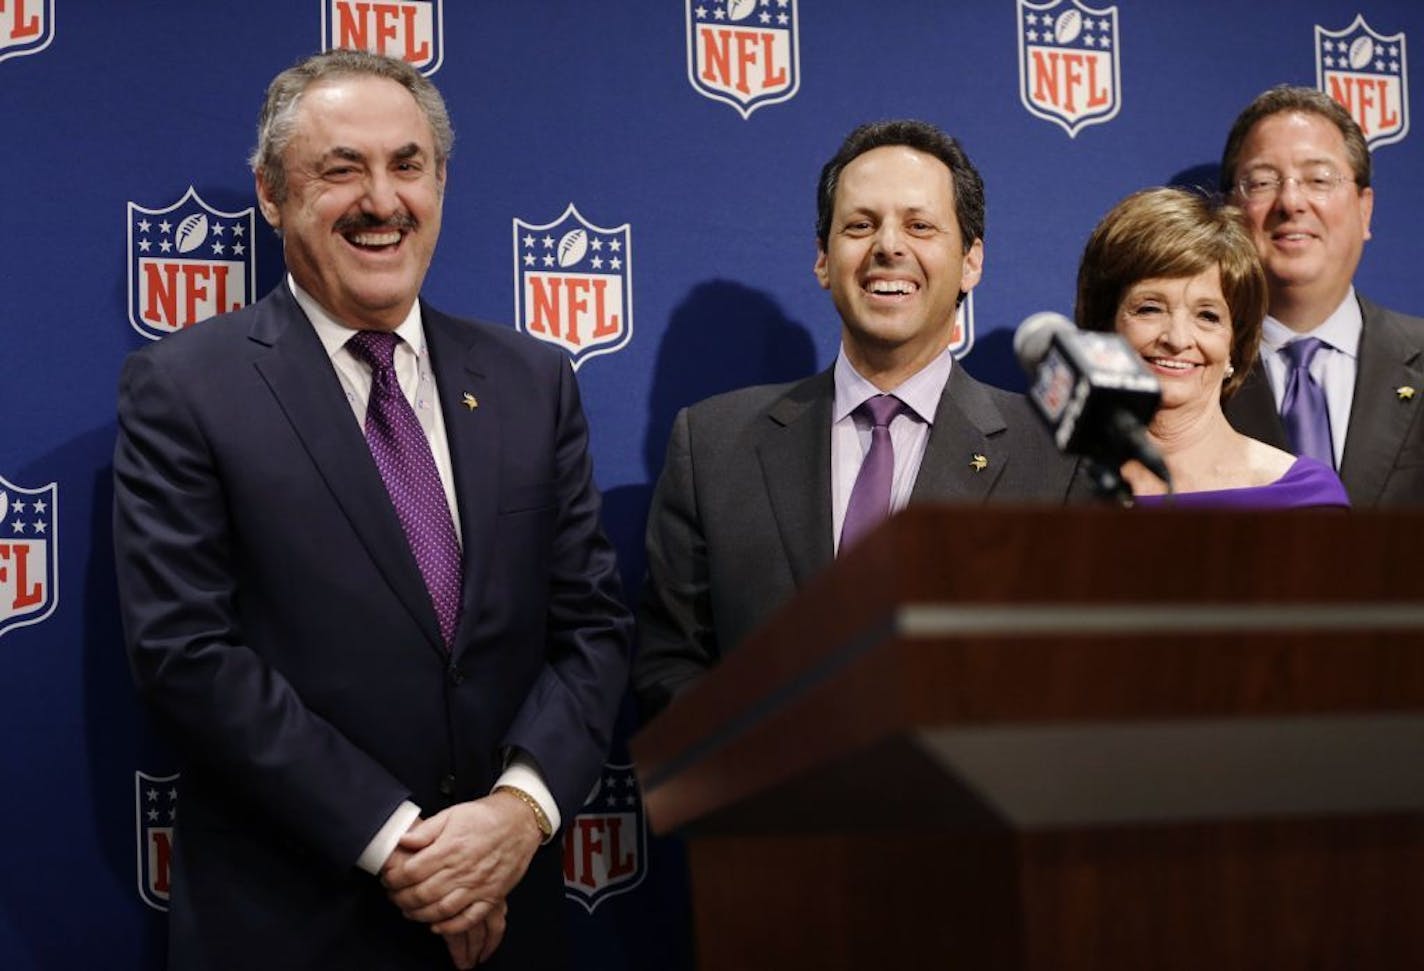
[287,274,427,360]
[832,344,954,424]
[1260,287,1361,359]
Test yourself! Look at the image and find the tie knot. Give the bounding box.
[856,394,905,429]
[347,330,401,372]
[1281,337,1327,370]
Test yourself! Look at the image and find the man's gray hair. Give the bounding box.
[250,49,454,203]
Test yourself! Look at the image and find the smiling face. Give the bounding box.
[256,74,444,331]
[1232,110,1373,328]
[813,145,983,385]
[1116,268,1233,417]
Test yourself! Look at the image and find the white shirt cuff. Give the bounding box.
[496,754,561,840]
[356,799,422,874]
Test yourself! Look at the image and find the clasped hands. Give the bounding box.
[381,790,543,969]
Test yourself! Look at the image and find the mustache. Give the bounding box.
[333,211,418,234]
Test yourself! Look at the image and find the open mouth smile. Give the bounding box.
[1146,357,1201,373]
[346,229,403,249]
[862,278,919,297]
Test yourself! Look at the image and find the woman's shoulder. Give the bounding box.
[1240,436,1298,486]
[1276,454,1343,485]
[1267,455,1351,507]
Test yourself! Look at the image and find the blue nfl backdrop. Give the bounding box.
[2,1,1421,968]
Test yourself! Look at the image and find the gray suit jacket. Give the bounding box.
[1224,294,1424,507]
[633,364,1081,717]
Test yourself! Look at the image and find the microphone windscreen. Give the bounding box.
[1012,311,1075,374]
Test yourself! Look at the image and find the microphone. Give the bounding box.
[1013,312,1172,494]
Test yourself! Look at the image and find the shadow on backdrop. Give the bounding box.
[5,426,172,971]
[589,280,815,971]
[961,327,1027,393]
[1169,162,1225,197]
[600,278,817,611]
[644,279,819,481]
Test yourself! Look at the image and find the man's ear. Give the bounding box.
[255,171,282,230]
[813,241,829,290]
[959,237,985,293]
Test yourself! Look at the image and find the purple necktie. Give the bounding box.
[1279,337,1335,468]
[840,394,906,552]
[346,331,463,648]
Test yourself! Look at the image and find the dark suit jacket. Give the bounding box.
[632,364,1082,717]
[1224,294,1424,507]
[113,283,631,970]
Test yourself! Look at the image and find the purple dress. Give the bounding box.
[1133,456,1350,509]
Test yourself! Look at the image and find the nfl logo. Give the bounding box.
[1317,15,1409,149]
[1017,0,1121,137]
[563,764,646,913]
[686,0,800,119]
[1030,344,1076,425]
[323,0,443,75]
[950,293,975,360]
[135,770,179,912]
[127,187,256,341]
[0,474,57,640]
[514,203,632,371]
[0,0,54,64]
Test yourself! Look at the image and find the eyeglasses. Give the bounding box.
[1234,169,1354,202]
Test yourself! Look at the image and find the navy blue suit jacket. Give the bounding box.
[114,283,630,969]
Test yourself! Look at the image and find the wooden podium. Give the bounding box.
[631,505,1424,970]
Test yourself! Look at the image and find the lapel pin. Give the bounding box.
[1397,386,1415,401]
[970,454,989,472]
[462,392,479,410]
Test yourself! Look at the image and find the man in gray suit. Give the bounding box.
[1219,85,1424,506]
[633,120,1079,718]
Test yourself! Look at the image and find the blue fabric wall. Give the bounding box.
[2,1,1420,967]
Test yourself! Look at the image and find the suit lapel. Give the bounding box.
[423,306,499,660]
[910,365,1008,503]
[1341,297,1424,503]
[753,365,1010,583]
[250,285,446,654]
[756,372,835,586]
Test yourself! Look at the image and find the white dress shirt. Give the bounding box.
[830,346,954,555]
[289,277,560,871]
[1258,288,1362,469]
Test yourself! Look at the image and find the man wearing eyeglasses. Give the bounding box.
[1219,84,1424,506]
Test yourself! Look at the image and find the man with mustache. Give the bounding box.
[113,50,630,969]
[1220,85,1424,505]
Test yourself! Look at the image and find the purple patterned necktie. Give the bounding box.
[1279,337,1335,468]
[346,330,463,648]
[840,394,906,553]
